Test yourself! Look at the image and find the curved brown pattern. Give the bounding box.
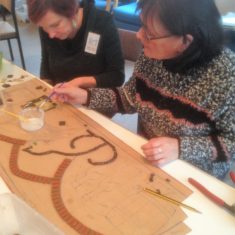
[22,143,107,157]
[51,159,102,235]
[0,133,53,184]
[86,130,117,165]
[70,133,94,148]
[0,133,113,233]
[10,144,54,184]
[0,133,26,145]
[22,129,117,166]
[87,147,117,165]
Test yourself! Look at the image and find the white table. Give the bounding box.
[0,59,235,235]
[78,107,235,235]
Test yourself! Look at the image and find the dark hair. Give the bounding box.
[27,0,80,23]
[137,0,224,73]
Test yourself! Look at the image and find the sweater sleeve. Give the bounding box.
[93,13,125,88]
[87,76,137,114]
[179,80,235,179]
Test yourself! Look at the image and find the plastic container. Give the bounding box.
[19,107,44,131]
[0,193,64,235]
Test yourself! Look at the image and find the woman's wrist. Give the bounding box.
[81,89,90,106]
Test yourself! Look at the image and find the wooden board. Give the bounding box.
[0,79,192,235]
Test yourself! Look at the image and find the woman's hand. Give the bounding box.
[141,137,179,167]
[52,82,88,105]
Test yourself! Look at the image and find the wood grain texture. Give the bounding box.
[0,78,192,235]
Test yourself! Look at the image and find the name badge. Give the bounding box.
[85,32,100,55]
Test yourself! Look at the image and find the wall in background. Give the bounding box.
[215,0,235,14]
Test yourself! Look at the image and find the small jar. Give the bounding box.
[19,107,44,131]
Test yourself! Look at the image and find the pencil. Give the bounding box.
[144,187,201,214]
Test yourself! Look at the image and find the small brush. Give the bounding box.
[0,109,29,122]
[39,82,65,109]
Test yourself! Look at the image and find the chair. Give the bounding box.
[118,28,142,61]
[95,0,134,12]
[113,2,141,31]
[0,0,26,69]
[95,0,112,11]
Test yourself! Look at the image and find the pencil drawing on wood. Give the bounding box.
[0,78,192,234]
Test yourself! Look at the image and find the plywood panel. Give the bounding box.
[0,79,192,234]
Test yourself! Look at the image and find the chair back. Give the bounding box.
[118,28,142,62]
[0,0,26,69]
[0,0,18,34]
[0,0,12,13]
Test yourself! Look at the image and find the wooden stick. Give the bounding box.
[0,109,28,122]
[144,188,201,214]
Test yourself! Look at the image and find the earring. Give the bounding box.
[71,19,78,29]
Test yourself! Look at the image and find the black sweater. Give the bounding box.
[39,1,124,87]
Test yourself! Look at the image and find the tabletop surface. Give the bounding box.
[0,59,235,235]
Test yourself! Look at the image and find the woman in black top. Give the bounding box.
[26,0,125,87]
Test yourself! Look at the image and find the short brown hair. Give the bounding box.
[27,0,80,23]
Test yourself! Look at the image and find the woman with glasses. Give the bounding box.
[26,0,124,88]
[53,0,235,179]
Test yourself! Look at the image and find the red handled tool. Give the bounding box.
[229,171,235,184]
[188,177,235,215]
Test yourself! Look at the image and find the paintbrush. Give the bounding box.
[39,82,65,109]
[0,109,28,122]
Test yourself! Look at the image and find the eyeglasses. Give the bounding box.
[141,24,173,41]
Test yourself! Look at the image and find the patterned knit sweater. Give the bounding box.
[88,48,235,179]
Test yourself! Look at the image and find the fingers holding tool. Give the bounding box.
[39,82,65,109]
[52,82,89,105]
